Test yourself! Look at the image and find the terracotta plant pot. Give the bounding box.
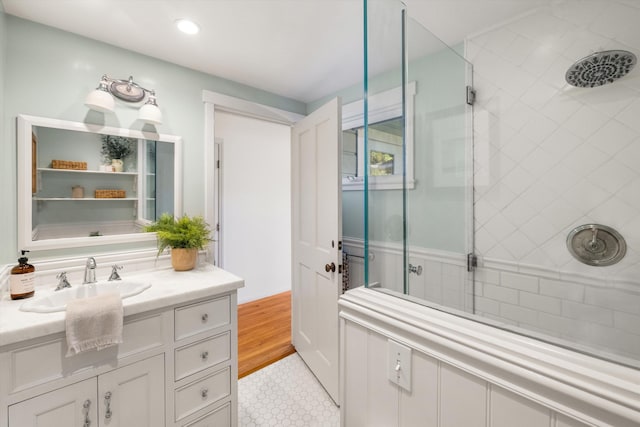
[171,248,198,271]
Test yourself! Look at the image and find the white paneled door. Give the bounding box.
[291,97,342,404]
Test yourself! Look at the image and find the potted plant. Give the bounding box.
[101,135,135,172]
[144,213,212,271]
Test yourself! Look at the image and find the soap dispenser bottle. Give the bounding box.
[10,250,35,300]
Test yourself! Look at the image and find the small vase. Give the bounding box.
[171,248,198,271]
[111,158,124,172]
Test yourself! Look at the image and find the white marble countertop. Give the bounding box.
[0,263,244,347]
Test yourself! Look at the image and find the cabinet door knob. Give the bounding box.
[201,313,209,322]
[201,388,209,399]
[201,351,209,361]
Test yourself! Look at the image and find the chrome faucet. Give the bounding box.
[83,257,97,284]
[108,264,123,281]
[55,271,72,291]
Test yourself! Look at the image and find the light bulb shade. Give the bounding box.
[138,103,163,125]
[85,88,115,113]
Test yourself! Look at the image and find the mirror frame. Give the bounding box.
[17,114,183,251]
[341,81,416,190]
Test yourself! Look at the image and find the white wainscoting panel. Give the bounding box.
[440,364,487,427]
[491,386,551,427]
[339,287,639,427]
[398,350,438,426]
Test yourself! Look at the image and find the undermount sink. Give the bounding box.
[20,280,152,313]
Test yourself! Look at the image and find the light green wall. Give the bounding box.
[406,48,468,252]
[1,15,305,264]
[329,46,469,253]
[0,8,7,262]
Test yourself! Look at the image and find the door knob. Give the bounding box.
[325,262,336,273]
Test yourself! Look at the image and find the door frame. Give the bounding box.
[202,91,304,266]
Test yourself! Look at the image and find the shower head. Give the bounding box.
[565,50,637,88]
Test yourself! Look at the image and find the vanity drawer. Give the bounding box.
[175,367,231,421]
[183,402,231,427]
[118,312,165,358]
[10,313,164,393]
[175,296,230,341]
[10,338,65,392]
[175,332,231,381]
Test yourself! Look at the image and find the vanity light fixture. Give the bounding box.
[85,75,163,125]
[175,18,200,35]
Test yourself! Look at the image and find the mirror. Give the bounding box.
[17,115,183,250]
[341,82,416,190]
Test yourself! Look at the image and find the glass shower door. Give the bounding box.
[404,17,474,313]
[364,0,475,314]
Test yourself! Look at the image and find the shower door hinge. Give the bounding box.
[467,253,478,272]
[466,86,476,106]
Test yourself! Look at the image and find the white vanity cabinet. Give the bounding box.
[0,279,240,427]
[171,295,235,426]
[8,354,164,427]
[8,377,97,427]
[97,354,165,426]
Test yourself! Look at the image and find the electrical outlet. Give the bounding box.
[388,339,412,392]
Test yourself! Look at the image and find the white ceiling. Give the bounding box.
[1,0,548,103]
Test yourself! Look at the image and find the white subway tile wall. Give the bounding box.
[469,0,640,284]
[475,265,640,360]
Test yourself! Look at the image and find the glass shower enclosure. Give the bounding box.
[362,0,640,370]
[364,0,474,309]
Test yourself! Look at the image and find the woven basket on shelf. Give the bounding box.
[51,159,87,170]
[94,189,126,198]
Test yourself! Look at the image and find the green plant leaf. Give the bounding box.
[144,213,212,256]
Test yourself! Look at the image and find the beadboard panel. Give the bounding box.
[398,351,438,427]
[341,321,369,427]
[440,364,487,427]
[490,386,551,427]
[339,288,640,427]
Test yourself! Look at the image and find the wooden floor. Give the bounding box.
[237,290,296,378]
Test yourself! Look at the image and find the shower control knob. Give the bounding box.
[325,262,336,273]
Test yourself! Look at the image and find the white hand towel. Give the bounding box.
[65,292,123,357]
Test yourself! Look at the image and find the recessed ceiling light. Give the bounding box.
[175,19,200,35]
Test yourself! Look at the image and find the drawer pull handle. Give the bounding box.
[201,313,209,322]
[201,351,209,361]
[201,388,209,399]
[83,399,91,427]
[104,391,112,420]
